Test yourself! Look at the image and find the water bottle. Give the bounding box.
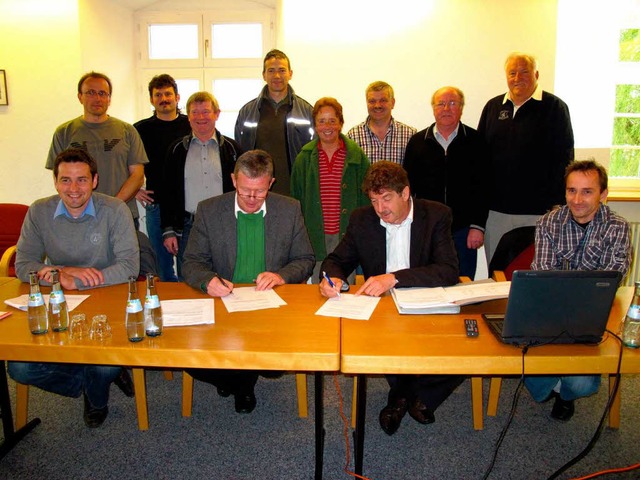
[27,271,48,334]
[621,281,640,348]
[48,269,69,332]
[125,276,144,342]
[144,273,163,337]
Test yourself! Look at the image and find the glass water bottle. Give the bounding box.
[48,269,69,332]
[621,281,640,348]
[125,276,144,342]
[27,271,48,334]
[144,273,163,337]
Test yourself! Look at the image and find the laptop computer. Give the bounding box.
[483,270,621,346]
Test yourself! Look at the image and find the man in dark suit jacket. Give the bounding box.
[320,161,460,436]
[182,149,315,414]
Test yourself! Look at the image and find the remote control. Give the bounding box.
[465,318,479,337]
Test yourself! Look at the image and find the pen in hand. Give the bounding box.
[322,271,341,298]
[215,273,232,292]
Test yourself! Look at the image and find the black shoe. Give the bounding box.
[114,369,135,397]
[379,396,408,436]
[217,386,232,398]
[83,393,108,428]
[234,393,256,414]
[408,399,435,425]
[551,396,575,422]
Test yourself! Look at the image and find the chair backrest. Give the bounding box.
[0,203,29,276]
[488,226,536,281]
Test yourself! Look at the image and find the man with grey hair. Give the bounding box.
[347,80,416,164]
[478,52,574,264]
[161,91,242,279]
[403,86,489,279]
[182,149,314,414]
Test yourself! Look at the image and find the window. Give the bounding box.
[611,30,640,179]
[135,10,274,137]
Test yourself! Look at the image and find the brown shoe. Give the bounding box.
[408,399,435,425]
[379,396,408,435]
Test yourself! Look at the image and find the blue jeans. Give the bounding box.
[8,361,121,409]
[146,203,178,282]
[453,227,477,279]
[525,375,601,402]
[176,213,194,281]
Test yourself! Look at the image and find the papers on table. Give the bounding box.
[315,293,381,321]
[220,286,287,313]
[161,299,215,327]
[391,281,511,314]
[4,294,90,312]
[0,311,12,320]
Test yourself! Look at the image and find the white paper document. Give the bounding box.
[4,294,90,312]
[220,286,287,313]
[161,298,215,327]
[315,293,381,321]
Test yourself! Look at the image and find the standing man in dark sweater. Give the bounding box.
[478,52,574,264]
[134,74,191,281]
[234,49,314,196]
[404,86,489,279]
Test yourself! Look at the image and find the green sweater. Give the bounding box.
[290,134,370,261]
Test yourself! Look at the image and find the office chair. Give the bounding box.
[0,203,29,277]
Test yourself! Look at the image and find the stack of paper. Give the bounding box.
[162,299,215,327]
[391,281,511,315]
[4,294,89,312]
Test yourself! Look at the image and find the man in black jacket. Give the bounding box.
[320,161,461,436]
[161,91,242,279]
[403,86,489,278]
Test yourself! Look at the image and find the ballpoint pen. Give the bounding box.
[322,271,340,298]
[214,273,232,292]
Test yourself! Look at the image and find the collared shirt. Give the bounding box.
[318,139,347,235]
[54,197,96,219]
[434,123,460,153]
[532,203,631,278]
[234,194,268,218]
[347,117,416,164]
[381,198,414,274]
[184,135,223,213]
[502,84,543,116]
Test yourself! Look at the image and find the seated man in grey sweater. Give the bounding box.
[10,148,140,428]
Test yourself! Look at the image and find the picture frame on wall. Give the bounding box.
[0,70,8,106]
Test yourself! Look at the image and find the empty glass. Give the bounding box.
[69,313,89,340]
[89,314,112,340]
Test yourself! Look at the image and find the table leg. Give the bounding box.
[132,368,148,431]
[608,374,621,429]
[353,374,367,476]
[314,372,324,480]
[0,361,40,460]
[471,376,484,430]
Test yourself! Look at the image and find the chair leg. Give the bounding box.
[296,373,308,418]
[487,377,502,416]
[15,382,29,430]
[182,371,194,417]
[351,376,358,429]
[609,374,621,429]
[471,376,484,430]
[162,370,174,381]
[131,368,148,431]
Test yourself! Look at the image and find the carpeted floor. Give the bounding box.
[1,369,639,479]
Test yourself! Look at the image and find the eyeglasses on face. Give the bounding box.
[82,90,110,98]
[433,100,461,109]
[237,191,268,200]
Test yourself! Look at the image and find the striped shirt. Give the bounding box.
[347,117,416,164]
[318,140,346,235]
[532,203,631,278]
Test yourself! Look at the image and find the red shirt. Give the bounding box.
[318,140,346,235]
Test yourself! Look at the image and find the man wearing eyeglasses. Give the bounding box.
[46,71,148,226]
[181,149,314,414]
[160,91,242,280]
[403,86,489,279]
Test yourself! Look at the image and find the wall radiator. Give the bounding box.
[627,222,640,286]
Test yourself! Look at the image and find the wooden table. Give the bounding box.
[341,287,637,476]
[0,279,340,479]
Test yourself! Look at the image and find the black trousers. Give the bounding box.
[185,368,259,395]
[386,374,466,411]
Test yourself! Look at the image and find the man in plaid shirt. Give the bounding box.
[526,159,632,422]
[347,81,416,164]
